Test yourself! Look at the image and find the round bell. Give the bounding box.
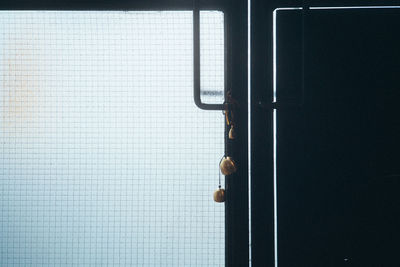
[228,125,236,140]
[213,188,225,203]
[220,156,237,176]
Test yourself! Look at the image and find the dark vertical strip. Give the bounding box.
[225,0,249,266]
[301,1,308,105]
[250,0,280,265]
[224,8,230,159]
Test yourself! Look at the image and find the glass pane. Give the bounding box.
[200,11,225,104]
[0,11,224,266]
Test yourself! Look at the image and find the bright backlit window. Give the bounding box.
[0,11,224,266]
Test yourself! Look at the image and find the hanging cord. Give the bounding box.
[218,169,222,189]
[223,90,239,139]
[223,105,229,156]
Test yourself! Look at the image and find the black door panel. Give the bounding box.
[276,8,400,266]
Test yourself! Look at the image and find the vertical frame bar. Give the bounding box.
[224,0,249,266]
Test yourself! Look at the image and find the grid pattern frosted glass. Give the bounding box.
[0,11,224,266]
[200,11,224,104]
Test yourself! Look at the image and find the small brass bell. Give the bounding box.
[228,125,236,140]
[213,188,225,203]
[220,156,237,176]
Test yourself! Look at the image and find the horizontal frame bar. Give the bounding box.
[0,0,226,10]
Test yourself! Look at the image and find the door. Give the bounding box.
[251,2,400,266]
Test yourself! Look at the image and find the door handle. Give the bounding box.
[193,0,225,110]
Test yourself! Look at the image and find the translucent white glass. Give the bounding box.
[0,11,224,266]
[200,11,225,105]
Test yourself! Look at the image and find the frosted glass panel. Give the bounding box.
[0,11,224,266]
[200,11,225,104]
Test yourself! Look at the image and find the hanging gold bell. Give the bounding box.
[220,156,237,176]
[213,188,225,203]
[228,125,236,140]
